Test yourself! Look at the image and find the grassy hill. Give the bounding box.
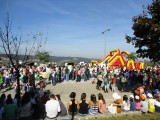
[0,54,99,65]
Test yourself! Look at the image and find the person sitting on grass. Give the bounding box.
[129,95,136,111]
[147,93,155,113]
[108,93,123,114]
[123,95,130,112]
[55,94,67,116]
[135,95,141,111]
[18,92,32,120]
[113,93,123,113]
[140,94,148,114]
[4,94,17,120]
[98,93,107,114]
[45,94,61,119]
[41,91,49,104]
[31,96,46,120]
[88,94,98,115]
[0,102,4,120]
[154,93,160,112]
[67,92,78,115]
[78,93,89,116]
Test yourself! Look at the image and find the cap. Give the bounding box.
[135,95,139,99]
[130,95,134,98]
[147,93,153,98]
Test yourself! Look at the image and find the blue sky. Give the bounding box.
[0,0,152,59]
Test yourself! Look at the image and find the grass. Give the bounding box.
[79,112,160,120]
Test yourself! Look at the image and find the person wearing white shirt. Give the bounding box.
[45,94,61,119]
[123,95,130,112]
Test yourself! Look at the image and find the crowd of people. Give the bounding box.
[0,63,159,94]
[0,63,160,119]
[0,90,160,120]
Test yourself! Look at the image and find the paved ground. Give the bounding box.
[3,79,133,105]
[3,79,133,120]
[44,79,132,106]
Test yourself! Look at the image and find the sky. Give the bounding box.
[0,0,152,59]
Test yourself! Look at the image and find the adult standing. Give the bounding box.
[121,74,127,92]
[96,72,103,90]
[0,72,3,92]
[111,74,117,92]
[103,74,110,93]
[58,67,62,83]
[65,66,69,81]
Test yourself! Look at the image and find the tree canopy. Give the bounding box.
[35,51,50,63]
[126,0,160,63]
[126,52,137,61]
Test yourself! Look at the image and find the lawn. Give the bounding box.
[81,112,160,120]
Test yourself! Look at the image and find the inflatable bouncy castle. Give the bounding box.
[99,49,144,70]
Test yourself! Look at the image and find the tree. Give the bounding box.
[0,13,47,66]
[35,51,50,63]
[125,0,160,63]
[0,13,47,105]
[126,52,137,61]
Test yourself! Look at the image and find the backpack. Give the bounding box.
[148,100,155,113]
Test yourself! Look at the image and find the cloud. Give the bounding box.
[14,0,71,15]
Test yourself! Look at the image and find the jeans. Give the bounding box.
[51,76,56,85]
[112,84,116,92]
[84,74,88,81]
[65,74,69,81]
[72,72,75,80]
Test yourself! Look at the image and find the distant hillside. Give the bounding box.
[50,56,92,63]
[0,54,98,63]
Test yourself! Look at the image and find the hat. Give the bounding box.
[147,93,153,98]
[130,95,134,98]
[112,93,121,99]
[135,95,139,99]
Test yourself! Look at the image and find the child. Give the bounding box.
[140,94,148,113]
[129,95,135,111]
[135,95,141,111]
[123,95,130,112]
[37,76,46,90]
